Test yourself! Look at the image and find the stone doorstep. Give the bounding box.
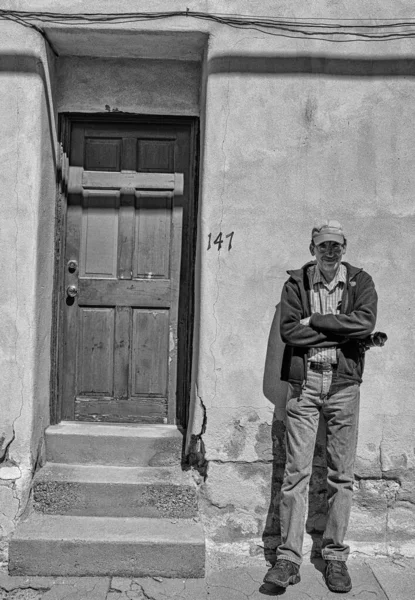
[45,422,183,467]
[8,513,205,578]
[32,463,198,518]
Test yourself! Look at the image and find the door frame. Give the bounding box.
[50,112,199,431]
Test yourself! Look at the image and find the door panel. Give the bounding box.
[61,119,193,424]
[131,308,169,396]
[80,196,119,278]
[137,139,174,172]
[133,196,171,278]
[84,138,122,171]
[78,307,115,394]
[118,203,135,280]
[78,279,171,306]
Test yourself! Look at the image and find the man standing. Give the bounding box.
[264,220,378,593]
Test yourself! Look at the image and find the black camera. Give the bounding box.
[361,331,388,350]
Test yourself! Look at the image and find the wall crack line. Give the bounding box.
[8,88,25,520]
[195,382,207,438]
[186,383,208,479]
[209,57,231,410]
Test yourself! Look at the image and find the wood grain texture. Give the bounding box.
[78,307,114,395]
[61,204,82,420]
[133,196,171,278]
[113,306,130,399]
[75,397,167,423]
[80,198,119,278]
[117,204,135,279]
[82,171,178,191]
[131,309,169,397]
[78,279,171,307]
[167,202,183,423]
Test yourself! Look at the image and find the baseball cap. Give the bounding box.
[312,220,345,245]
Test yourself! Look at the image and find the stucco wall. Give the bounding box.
[56,56,201,115]
[0,22,57,566]
[1,0,415,572]
[195,29,415,567]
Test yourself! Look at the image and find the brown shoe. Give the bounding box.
[263,559,301,587]
[325,560,352,593]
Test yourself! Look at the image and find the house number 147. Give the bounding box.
[207,232,234,251]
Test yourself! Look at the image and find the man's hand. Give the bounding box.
[359,331,388,350]
[300,317,311,326]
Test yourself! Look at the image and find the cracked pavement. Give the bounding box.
[1,557,414,599]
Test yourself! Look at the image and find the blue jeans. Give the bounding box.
[276,367,360,565]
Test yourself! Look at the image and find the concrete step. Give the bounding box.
[9,513,205,578]
[45,422,183,466]
[33,463,198,518]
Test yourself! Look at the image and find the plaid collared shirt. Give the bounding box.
[308,263,347,364]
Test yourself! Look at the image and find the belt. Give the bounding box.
[308,362,337,373]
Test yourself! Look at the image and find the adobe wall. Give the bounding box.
[0,22,57,566]
[195,28,415,568]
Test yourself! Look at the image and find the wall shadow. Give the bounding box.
[0,53,57,169]
[262,303,328,565]
[208,54,415,77]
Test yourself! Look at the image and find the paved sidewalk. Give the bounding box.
[1,556,414,599]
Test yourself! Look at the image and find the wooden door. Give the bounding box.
[60,119,195,424]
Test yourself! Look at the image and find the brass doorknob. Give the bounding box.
[66,285,78,298]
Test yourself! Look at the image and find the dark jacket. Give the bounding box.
[280,261,377,389]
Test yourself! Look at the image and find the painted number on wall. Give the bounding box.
[207,232,234,251]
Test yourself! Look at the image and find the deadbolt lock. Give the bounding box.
[68,260,78,273]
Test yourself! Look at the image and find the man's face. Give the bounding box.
[310,240,347,276]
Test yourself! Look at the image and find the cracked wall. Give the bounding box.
[191,18,415,568]
[0,21,57,566]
